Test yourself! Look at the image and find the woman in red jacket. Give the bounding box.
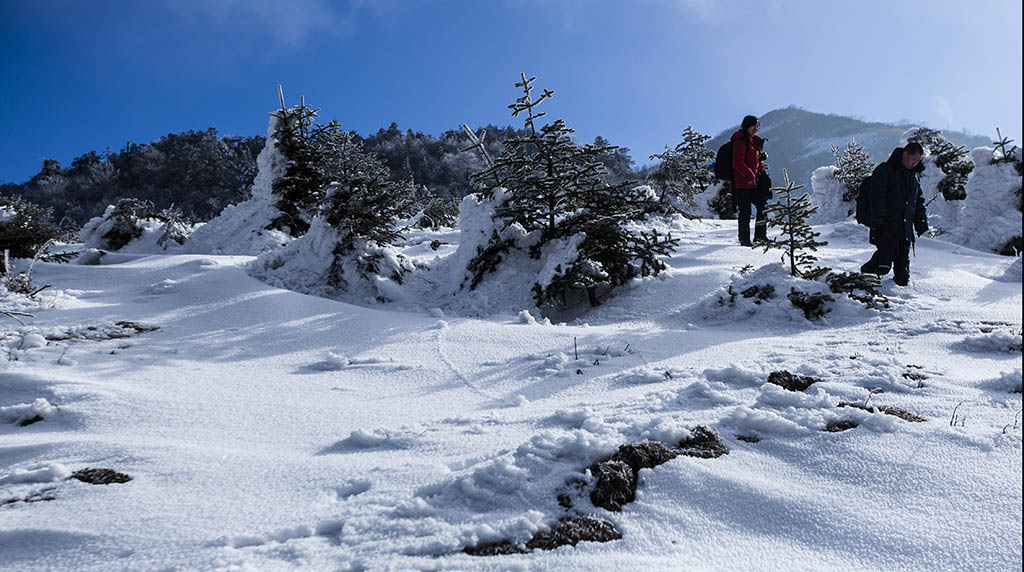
[730,115,766,246]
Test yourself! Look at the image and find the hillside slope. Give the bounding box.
[708,107,992,189]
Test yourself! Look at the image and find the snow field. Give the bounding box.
[1,216,1020,570]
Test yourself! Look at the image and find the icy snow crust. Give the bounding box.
[1,216,1021,570]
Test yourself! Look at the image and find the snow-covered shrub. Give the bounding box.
[831,138,874,203]
[410,195,459,229]
[689,180,733,219]
[959,147,1023,255]
[904,127,973,200]
[250,218,414,304]
[647,125,716,216]
[464,74,677,311]
[824,271,888,309]
[809,139,874,224]
[79,198,156,250]
[249,128,416,304]
[807,166,846,224]
[699,263,884,324]
[915,154,961,236]
[79,199,195,253]
[0,195,60,272]
[155,206,192,248]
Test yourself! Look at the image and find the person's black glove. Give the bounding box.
[914,220,928,237]
[869,218,885,245]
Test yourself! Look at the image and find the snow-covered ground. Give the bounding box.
[1,218,1021,571]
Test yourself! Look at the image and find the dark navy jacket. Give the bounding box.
[869,147,928,242]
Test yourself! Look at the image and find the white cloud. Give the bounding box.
[165,0,351,48]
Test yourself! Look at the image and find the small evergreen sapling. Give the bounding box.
[466,73,677,308]
[103,198,156,250]
[906,127,974,200]
[647,126,716,217]
[830,138,874,204]
[762,170,829,279]
[0,195,61,273]
[314,128,416,291]
[268,90,327,235]
[156,206,191,248]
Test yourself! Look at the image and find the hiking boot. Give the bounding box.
[739,240,753,247]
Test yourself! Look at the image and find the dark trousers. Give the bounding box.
[861,220,911,285]
[734,188,767,244]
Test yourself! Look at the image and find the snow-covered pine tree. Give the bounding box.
[268,94,326,235]
[102,198,155,250]
[762,170,828,279]
[155,205,192,249]
[467,73,677,308]
[0,195,61,273]
[830,137,874,204]
[314,127,416,290]
[991,128,1023,177]
[647,125,716,216]
[906,127,973,200]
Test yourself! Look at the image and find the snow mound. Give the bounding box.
[186,114,292,255]
[79,205,194,254]
[695,263,874,324]
[958,147,1022,254]
[807,166,849,224]
[438,190,585,316]
[0,398,58,425]
[959,329,1023,354]
[248,217,414,305]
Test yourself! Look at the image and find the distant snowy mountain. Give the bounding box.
[707,107,993,189]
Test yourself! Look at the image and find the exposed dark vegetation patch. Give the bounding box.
[467,432,725,557]
[736,435,761,443]
[678,426,729,458]
[44,322,160,342]
[18,415,44,427]
[465,516,621,556]
[825,271,889,309]
[998,236,1022,256]
[824,420,859,432]
[72,468,132,485]
[901,371,928,382]
[463,540,529,556]
[722,283,775,306]
[2,487,57,506]
[838,401,927,422]
[740,284,776,303]
[588,459,635,512]
[788,289,834,321]
[525,515,621,550]
[767,370,821,392]
[609,441,678,474]
[588,441,678,512]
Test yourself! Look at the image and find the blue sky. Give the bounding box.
[1,0,1021,183]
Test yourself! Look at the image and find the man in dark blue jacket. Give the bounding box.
[860,142,929,286]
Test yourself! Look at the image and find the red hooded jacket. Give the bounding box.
[730,130,764,189]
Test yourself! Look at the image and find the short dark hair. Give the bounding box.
[904,142,925,155]
[741,115,759,130]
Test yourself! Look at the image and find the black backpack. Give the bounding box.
[854,174,873,226]
[713,141,733,181]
